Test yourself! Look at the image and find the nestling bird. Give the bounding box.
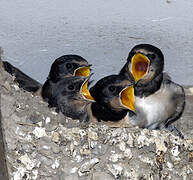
[41,55,91,101]
[90,74,135,127]
[48,75,95,123]
[120,44,185,137]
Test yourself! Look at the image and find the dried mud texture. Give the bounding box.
[0,68,193,180]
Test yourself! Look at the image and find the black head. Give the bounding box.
[90,74,135,113]
[48,55,91,82]
[48,76,94,122]
[125,44,164,84]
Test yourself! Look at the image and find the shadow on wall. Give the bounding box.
[0,48,9,180]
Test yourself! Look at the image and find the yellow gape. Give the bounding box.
[131,53,150,82]
[74,66,90,77]
[81,80,95,101]
[120,85,135,112]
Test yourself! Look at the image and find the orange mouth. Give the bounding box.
[120,85,135,112]
[81,79,95,101]
[74,66,90,77]
[130,53,150,82]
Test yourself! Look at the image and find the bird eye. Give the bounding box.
[66,63,73,69]
[108,86,116,92]
[129,52,135,58]
[67,85,75,90]
[147,53,156,60]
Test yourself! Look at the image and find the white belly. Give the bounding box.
[130,88,175,129]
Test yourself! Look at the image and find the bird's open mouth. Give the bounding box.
[74,65,91,77]
[130,53,150,82]
[80,79,95,102]
[119,85,135,112]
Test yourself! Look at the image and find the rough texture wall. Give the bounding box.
[0,67,193,180]
[0,93,9,179]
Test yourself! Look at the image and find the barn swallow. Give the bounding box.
[41,55,91,101]
[120,44,185,137]
[90,74,135,127]
[46,55,90,82]
[48,75,95,123]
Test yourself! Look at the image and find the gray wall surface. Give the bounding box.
[0,0,193,85]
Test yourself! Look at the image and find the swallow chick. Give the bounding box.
[90,74,136,127]
[120,44,185,137]
[48,75,95,123]
[41,55,91,101]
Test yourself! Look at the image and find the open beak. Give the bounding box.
[119,85,135,112]
[130,53,150,82]
[80,77,95,102]
[74,64,92,77]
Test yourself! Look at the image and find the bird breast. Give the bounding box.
[131,87,176,129]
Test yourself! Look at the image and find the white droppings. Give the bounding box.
[32,127,47,138]
[13,84,20,91]
[90,140,97,148]
[171,146,180,157]
[51,111,58,115]
[36,161,41,168]
[71,167,78,174]
[155,138,168,153]
[111,129,122,138]
[73,140,79,146]
[79,129,87,137]
[25,134,32,141]
[51,159,60,169]
[45,117,51,124]
[124,148,133,159]
[18,130,26,137]
[32,169,38,180]
[137,131,153,148]
[72,149,77,157]
[19,154,36,170]
[109,154,119,162]
[167,162,173,170]
[13,167,26,180]
[107,164,123,179]
[75,155,82,163]
[118,141,126,152]
[109,154,123,163]
[15,127,20,135]
[37,121,42,127]
[139,156,154,166]
[113,164,123,173]
[42,145,50,150]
